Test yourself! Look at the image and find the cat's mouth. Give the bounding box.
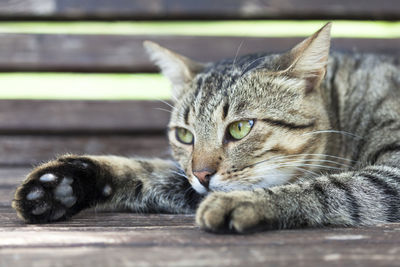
[190,175,210,195]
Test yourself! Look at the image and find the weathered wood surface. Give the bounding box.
[0,135,169,166]
[0,0,399,20]
[1,169,400,267]
[0,34,399,72]
[0,100,171,166]
[0,100,170,133]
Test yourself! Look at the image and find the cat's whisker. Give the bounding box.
[169,94,179,103]
[291,166,320,178]
[153,107,173,114]
[170,170,188,179]
[248,154,355,171]
[268,158,353,168]
[239,55,269,76]
[258,153,356,164]
[283,163,344,171]
[302,130,362,139]
[232,40,244,70]
[154,98,178,112]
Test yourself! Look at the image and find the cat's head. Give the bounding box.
[144,23,332,194]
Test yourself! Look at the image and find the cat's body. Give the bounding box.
[13,24,400,233]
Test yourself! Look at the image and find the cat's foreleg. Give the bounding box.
[196,164,400,233]
[13,155,200,223]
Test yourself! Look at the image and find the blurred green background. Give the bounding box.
[1,20,399,100]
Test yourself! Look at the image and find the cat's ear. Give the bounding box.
[143,41,205,100]
[283,22,332,92]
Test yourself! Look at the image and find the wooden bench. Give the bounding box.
[0,1,399,266]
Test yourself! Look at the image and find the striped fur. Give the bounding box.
[13,23,400,234]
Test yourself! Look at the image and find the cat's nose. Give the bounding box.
[193,169,216,189]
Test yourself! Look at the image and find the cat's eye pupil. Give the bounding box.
[176,127,194,145]
[227,119,254,141]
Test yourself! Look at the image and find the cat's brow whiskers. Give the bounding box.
[240,55,269,77]
[154,107,173,114]
[232,40,244,70]
[226,40,245,93]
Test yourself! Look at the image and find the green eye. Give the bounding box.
[228,120,254,140]
[176,128,194,144]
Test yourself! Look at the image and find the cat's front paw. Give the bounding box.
[12,156,109,223]
[196,190,278,233]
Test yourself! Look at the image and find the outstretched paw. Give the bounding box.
[13,156,110,223]
[196,191,277,233]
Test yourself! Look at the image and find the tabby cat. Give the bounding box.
[13,23,400,233]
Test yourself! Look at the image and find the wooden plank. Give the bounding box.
[0,204,399,267]
[0,34,398,72]
[0,100,170,133]
[0,168,28,206]
[0,135,169,166]
[0,0,399,20]
[1,168,400,266]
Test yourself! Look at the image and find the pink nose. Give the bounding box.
[193,169,215,189]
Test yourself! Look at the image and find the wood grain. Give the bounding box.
[0,0,398,20]
[0,34,398,72]
[0,100,170,133]
[2,168,400,267]
[0,135,170,166]
[1,203,400,266]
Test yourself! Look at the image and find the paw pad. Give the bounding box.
[54,177,76,207]
[102,184,112,196]
[26,187,44,200]
[51,208,66,220]
[39,173,57,183]
[32,203,49,215]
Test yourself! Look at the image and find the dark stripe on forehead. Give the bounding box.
[194,77,203,99]
[222,102,229,120]
[184,106,190,125]
[262,118,315,130]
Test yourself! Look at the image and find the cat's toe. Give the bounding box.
[13,172,79,223]
[26,186,45,200]
[196,191,274,234]
[39,173,57,183]
[229,202,264,233]
[196,193,234,233]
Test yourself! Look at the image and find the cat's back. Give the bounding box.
[325,51,400,95]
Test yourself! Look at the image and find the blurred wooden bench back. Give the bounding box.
[0,0,399,167]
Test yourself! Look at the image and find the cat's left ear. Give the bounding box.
[143,41,205,100]
[283,22,332,92]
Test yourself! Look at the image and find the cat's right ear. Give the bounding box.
[143,41,205,100]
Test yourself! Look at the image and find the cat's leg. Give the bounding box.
[196,156,400,233]
[13,155,200,223]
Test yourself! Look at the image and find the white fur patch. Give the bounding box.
[190,177,208,195]
[209,167,294,193]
